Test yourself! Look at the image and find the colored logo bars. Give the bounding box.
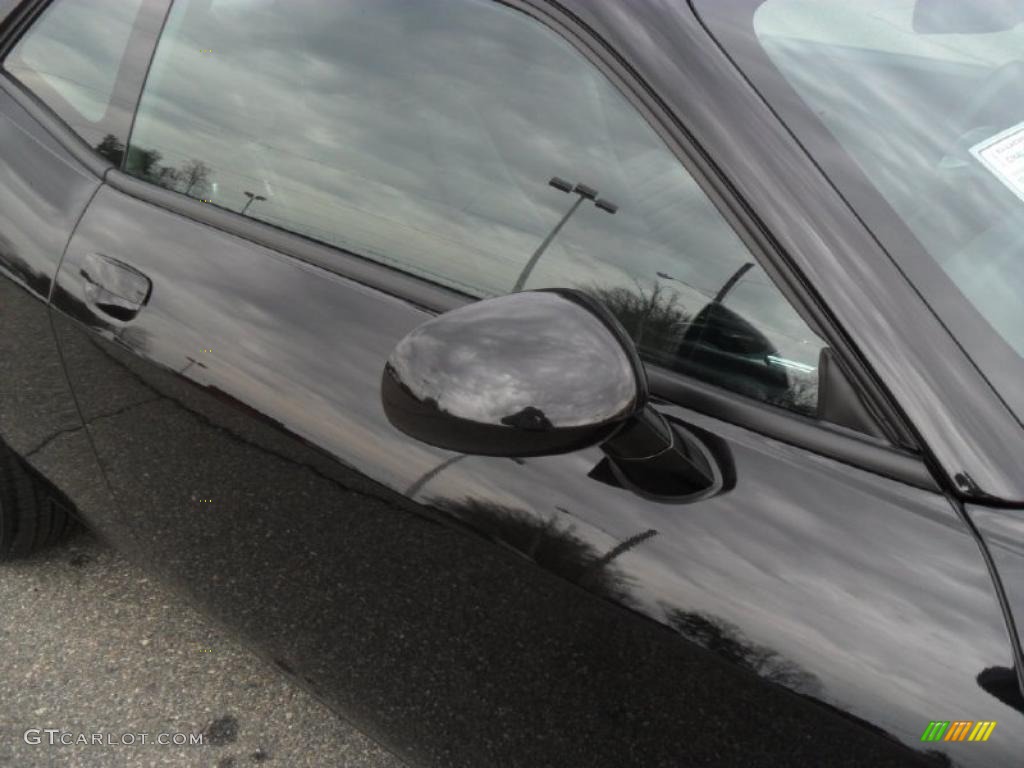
[921,721,997,742]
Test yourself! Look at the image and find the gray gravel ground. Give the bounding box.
[0,527,406,768]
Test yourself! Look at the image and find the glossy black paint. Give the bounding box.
[383,291,726,503]
[0,82,125,541]
[382,290,643,457]
[47,183,1023,766]
[969,503,1024,697]
[1,0,1023,766]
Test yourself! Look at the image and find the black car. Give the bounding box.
[2,0,1023,765]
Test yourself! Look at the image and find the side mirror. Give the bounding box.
[381,290,647,457]
[382,289,731,502]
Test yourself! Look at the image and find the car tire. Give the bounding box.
[0,441,73,561]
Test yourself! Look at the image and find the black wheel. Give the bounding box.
[0,441,73,561]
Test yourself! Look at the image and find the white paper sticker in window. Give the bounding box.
[971,120,1024,204]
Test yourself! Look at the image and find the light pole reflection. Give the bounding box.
[240,190,267,216]
[513,176,618,291]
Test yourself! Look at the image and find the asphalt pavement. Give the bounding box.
[0,526,405,768]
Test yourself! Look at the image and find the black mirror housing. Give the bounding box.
[381,289,647,457]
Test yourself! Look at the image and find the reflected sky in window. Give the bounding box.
[126,0,824,413]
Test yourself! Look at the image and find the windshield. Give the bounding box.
[697,0,1024,421]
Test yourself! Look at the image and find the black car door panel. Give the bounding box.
[48,182,1024,766]
[0,81,124,537]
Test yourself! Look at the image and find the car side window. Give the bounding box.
[2,0,162,163]
[125,0,827,417]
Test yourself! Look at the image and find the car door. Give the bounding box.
[0,0,167,540]
[42,0,1023,765]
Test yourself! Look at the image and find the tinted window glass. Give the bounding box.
[688,0,1024,423]
[754,1,1024,360]
[3,0,161,162]
[127,0,827,417]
